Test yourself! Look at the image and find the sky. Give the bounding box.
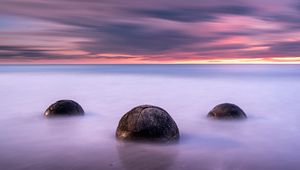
[0,0,300,64]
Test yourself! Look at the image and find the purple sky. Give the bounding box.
[0,0,300,63]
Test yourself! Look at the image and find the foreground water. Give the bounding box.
[0,64,300,170]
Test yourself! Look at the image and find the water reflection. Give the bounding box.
[117,141,178,170]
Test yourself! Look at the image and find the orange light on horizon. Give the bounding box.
[171,57,300,64]
[1,55,300,64]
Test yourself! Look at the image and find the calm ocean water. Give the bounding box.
[0,64,300,170]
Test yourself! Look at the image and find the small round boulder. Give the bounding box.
[44,100,84,117]
[207,103,247,119]
[116,105,179,142]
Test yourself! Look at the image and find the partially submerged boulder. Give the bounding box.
[116,105,179,142]
[44,100,84,117]
[207,103,247,119]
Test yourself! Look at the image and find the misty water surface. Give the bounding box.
[0,64,300,170]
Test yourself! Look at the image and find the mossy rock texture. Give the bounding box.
[208,103,247,119]
[44,100,84,117]
[116,105,179,142]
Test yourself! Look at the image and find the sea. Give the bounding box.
[0,64,300,170]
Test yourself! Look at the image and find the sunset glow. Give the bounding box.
[1,0,300,64]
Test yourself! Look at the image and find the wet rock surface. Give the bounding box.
[44,100,84,117]
[207,103,247,119]
[116,105,179,142]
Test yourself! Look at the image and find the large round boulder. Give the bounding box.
[44,100,84,117]
[116,105,179,142]
[207,103,247,119]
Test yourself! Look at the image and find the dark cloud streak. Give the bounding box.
[58,22,218,55]
[132,5,257,22]
[0,45,79,60]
